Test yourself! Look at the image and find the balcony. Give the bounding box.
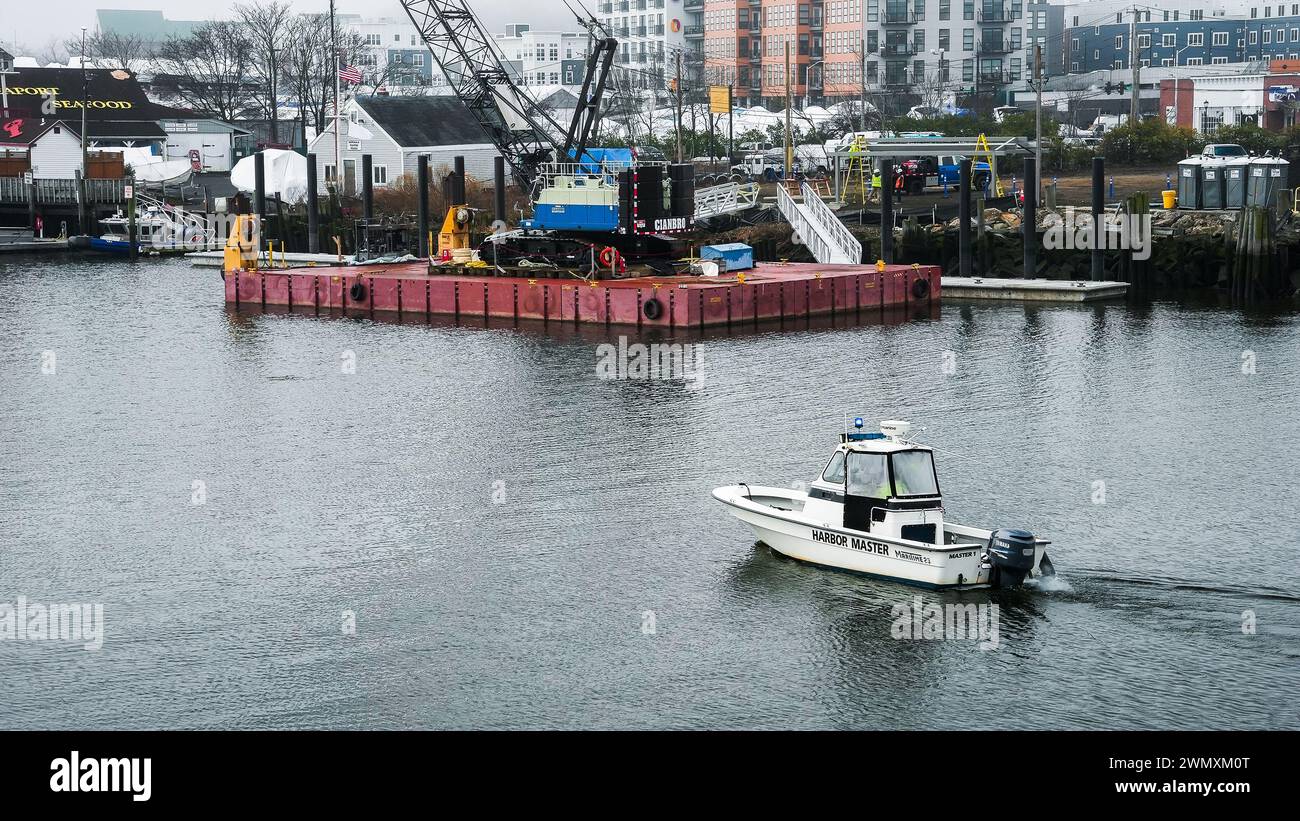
[618,1,628,10]
[684,24,704,38]
[810,14,823,30]
[978,68,1012,84]
[883,42,918,57]
[883,71,910,87]
[977,39,1013,55]
[598,2,611,12]
[615,27,629,37]
[883,10,918,25]
[977,5,1012,23]
[683,0,703,9]
[653,24,664,35]
[635,26,647,36]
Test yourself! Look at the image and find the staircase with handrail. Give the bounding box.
[776,181,862,264]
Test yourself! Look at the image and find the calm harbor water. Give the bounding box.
[1,253,1297,730]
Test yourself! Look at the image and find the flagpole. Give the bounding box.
[330,0,340,195]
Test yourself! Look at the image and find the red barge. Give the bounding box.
[223,261,940,328]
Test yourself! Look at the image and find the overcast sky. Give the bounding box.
[3,1,575,55]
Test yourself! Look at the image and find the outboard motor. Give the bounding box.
[986,528,1036,588]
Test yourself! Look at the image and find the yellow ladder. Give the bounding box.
[974,133,1004,197]
[844,136,871,204]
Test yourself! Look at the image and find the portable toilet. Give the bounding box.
[1247,156,1289,207]
[1200,158,1226,209]
[1223,157,1251,208]
[1176,157,1202,209]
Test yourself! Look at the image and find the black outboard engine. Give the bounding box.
[986,528,1036,588]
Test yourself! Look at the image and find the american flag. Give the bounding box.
[338,64,363,85]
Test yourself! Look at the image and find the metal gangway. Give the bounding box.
[776,181,862,265]
[693,181,760,221]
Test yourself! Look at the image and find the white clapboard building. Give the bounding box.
[309,96,500,194]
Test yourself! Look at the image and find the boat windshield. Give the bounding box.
[846,452,890,498]
[890,450,939,497]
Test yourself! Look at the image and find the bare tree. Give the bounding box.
[152,22,255,122]
[65,29,152,72]
[35,37,71,67]
[236,0,294,143]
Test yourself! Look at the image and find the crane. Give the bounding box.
[398,0,614,192]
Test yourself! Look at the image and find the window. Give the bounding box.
[373,165,387,185]
[963,57,974,80]
[892,451,940,497]
[964,0,973,20]
[940,0,950,19]
[1071,60,1080,71]
[847,453,891,498]
[1212,56,1228,63]
[1138,34,1150,49]
[1094,48,1100,59]
[1071,37,1079,51]
[964,28,974,50]
[324,164,336,182]
[1213,32,1228,46]
[940,28,951,50]
[1188,33,1204,46]
[1162,33,1175,47]
[1115,35,1123,50]
[1292,27,1299,42]
[1251,31,1259,44]
[1265,30,1272,43]
[1187,56,1203,65]
[822,452,846,484]
[1161,58,1173,66]
[413,53,424,66]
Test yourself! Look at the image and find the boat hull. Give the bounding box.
[713,485,1049,590]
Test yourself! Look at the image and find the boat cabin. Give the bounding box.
[805,420,945,544]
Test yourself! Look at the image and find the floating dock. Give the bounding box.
[940,276,1128,302]
[223,261,940,327]
[191,250,356,268]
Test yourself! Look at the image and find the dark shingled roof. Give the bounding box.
[354,96,493,148]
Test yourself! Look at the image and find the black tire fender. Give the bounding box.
[349,281,366,302]
[642,297,664,320]
[911,277,930,299]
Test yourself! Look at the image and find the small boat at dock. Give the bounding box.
[713,420,1056,589]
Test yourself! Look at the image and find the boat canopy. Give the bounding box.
[822,446,940,499]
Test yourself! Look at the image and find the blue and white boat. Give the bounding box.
[713,420,1056,589]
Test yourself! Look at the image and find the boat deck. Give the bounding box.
[223,260,941,328]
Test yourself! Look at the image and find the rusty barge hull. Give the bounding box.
[223,261,941,327]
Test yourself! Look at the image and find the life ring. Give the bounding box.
[598,245,623,270]
[349,281,367,302]
[643,297,664,320]
[911,277,930,299]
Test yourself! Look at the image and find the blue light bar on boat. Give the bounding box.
[846,432,886,441]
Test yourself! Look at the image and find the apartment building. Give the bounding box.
[701,1,1040,109]
[595,0,692,90]
[494,24,590,88]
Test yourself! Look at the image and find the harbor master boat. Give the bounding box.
[712,420,1055,589]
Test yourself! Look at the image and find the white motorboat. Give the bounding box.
[712,420,1056,590]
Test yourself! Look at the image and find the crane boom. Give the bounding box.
[399,0,571,189]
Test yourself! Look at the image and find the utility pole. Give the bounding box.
[1130,6,1140,124]
[784,40,793,179]
[330,0,340,195]
[860,41,868,132]
[1035,44,1043,205]
[79,27,88,235]
[674,50,683,162]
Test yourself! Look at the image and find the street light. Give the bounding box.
[803,59,824,110]
[1171,45,1194,126]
